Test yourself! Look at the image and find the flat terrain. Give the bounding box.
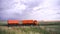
[0,25,60,34]
[0,21,60,34]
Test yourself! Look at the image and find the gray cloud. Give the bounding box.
[0,0,60,20]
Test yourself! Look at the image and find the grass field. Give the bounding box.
[0,25,60,34]
[0,21,60,34]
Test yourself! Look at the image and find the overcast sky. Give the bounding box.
[0,0,60,20]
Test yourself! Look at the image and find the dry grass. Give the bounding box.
[0,26,50,34]
[0,21,60,34]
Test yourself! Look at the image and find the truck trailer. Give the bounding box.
[0,20,38,26]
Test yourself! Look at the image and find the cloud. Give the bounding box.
[0,0,60,20]
[28,0,60,20]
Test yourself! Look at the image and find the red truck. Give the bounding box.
[8,20,38,26]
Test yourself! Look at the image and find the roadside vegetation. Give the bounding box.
[0,21,60,34]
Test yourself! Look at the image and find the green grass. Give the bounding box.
[19,26,50,34]
[0,21,60,34]
[0,26,50,34]
[0,26,60,34]
[0,28,16,34]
